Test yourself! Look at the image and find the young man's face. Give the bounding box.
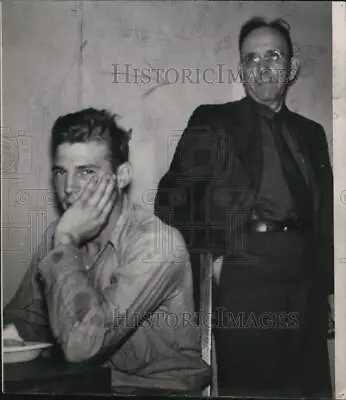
[52,141,114,211]
[240,26,291,107]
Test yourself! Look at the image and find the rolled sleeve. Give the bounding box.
[3,221,58,342]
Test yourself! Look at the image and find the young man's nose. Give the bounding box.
[64,174,80,195]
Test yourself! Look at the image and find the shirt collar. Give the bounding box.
[107,193,133,248]
[247,95,289,120]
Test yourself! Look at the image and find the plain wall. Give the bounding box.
[2,1,332,305]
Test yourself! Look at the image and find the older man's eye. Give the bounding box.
[268,50,284,62]
[253,55,261,63]
[243,54,255,66]
[270,51,280,61]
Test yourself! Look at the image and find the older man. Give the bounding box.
[3,108,211,394]
[155,17,333,397]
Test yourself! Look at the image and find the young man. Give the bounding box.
[155,17,333,397]
[3,108,211,394]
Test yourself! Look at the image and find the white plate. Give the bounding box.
[3,341,53,364]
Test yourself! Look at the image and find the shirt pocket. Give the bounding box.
[94,251,119,291]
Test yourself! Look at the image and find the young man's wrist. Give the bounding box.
[54,232,79,248]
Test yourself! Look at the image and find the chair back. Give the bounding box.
[199,253,218,396]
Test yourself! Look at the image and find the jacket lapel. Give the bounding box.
[285,111,321,213]
[222,96,263,192]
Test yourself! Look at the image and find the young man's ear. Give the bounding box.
[288,56,300,83]
[116,162,132,190]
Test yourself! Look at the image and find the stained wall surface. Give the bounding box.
[2,1,332,307]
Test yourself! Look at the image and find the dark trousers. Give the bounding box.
[213,231,332,398]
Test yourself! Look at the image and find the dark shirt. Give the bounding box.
[251,99,309,222]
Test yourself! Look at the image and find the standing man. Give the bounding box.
[3,108,211,394]
[155,17,333,397]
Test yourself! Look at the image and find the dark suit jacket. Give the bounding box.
[154,96,334,296]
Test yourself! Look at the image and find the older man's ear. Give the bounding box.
[288,56,300,84]
[116,162,132,190]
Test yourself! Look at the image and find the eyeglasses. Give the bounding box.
[242,49,287,68]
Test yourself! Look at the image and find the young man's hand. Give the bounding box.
[54,172,117,248]
[3,324,25,346]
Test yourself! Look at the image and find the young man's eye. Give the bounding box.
[53,170,65,177]
[81,169,95,176]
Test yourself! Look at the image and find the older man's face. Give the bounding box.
[240,27,291,107]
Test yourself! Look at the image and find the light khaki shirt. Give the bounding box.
[4,195,211,392]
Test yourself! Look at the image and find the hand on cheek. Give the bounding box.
[54,173,117,248]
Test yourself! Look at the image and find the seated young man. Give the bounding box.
[3,108,211,394]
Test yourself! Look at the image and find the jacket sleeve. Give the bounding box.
[154,105,227,255]
[315,125,334,295]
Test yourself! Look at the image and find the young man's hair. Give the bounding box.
[238,16,294,59]
[51,108,131,172]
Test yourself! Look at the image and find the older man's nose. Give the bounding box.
[256,64,274,83]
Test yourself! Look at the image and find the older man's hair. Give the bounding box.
[51,108,131,172]
[238,16,294,59]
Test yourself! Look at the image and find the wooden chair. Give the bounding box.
[200,253,218,397]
